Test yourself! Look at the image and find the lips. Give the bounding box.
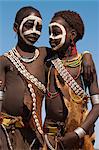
[50,41,57,49]
[25,33,39,39]
[51,43,56,48]
[26,35,39,43]
[49,40,55,47]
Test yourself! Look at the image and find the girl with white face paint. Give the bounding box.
[0,6,50,150]
[44,10,99,150]
[19,15,42,46]
[49,22,66,51]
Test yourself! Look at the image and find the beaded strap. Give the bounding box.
[4,49,44,134]
[28,83,43,134]
[51,58,87,99]
[4,49,46,93]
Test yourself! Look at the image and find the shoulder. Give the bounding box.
[82,51,93,60]
[0,54,11,68]
[38,46,52,60]
[82,51,94,66]
[38,46,47,57]
[0,55,6,64]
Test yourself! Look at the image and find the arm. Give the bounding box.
[82,51,94,83]
[81,56,99,132]
[58,55,99,149]
[44,47,52,62]
[0,56,6,112]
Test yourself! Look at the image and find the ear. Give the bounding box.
[71,29,77,40]
[13,22,19,33]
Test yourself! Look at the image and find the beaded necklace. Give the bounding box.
[62,54,82,68]
[47,66,59,99]
[13,47,40,63]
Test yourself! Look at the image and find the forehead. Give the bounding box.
[30,11,42,18]
[50,16,69,30]
[21,11,42,22]
[21,13,42,25]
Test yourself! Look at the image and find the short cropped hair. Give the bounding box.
[52,10,84,41]
[14,6,42,26]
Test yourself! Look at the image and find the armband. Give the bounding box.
[91,94,99,105]
[74,127,86,139]
[0,91,4,101]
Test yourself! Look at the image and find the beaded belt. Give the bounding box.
[0,112,24,128]
[44,121,65,136]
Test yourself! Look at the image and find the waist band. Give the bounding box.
[0,112,24,128]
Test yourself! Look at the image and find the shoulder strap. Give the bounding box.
[51,58,88,99]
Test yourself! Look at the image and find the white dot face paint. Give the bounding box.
[19,15,42,45]
[49,22,66,50]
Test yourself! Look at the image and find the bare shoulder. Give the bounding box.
[38,46,47,58]
[0,55,10,68]
[38,46,51,59]
[82,51,94,65]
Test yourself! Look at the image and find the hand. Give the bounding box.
[0,113,3,124]
[58,132,79,149]
[82,52,94,83]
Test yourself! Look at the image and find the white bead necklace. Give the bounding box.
[13,47,39,63]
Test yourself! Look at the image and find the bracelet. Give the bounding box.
[74,127,86,139]
[91,94,99,105]
[0,91,4,101]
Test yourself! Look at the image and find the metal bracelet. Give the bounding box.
[74,127,86,139]
[91,94,99,105]
[0,91,4,101]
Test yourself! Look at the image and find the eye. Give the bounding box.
[54,31,60,36]
[51,26,61,36]
[36,23,42,31]
[24,20,34,29]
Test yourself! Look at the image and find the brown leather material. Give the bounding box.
[54,69,94,150]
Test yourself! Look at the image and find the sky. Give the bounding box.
[0,0,99,149]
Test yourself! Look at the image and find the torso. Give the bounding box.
[45,55,84,123]
[1,47,46,120]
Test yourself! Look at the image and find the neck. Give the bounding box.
[17,39,36,53]
[58,44,77,59]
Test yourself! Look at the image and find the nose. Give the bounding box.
[49,38,55,44]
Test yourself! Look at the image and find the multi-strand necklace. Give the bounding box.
[61,54,82,68]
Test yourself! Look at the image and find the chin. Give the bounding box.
[52,47,58,51]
